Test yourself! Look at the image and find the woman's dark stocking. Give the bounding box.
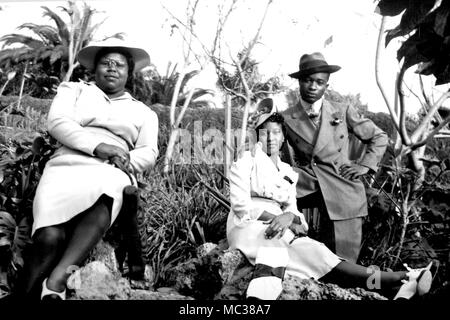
[319,261,407,295]
[45,194,112,292]
[19,226,66,299]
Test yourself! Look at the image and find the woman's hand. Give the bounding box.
[289,223,308,237]
[264,212,295,239]
[94,143,130,167]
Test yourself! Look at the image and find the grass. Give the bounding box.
[138,163,228,286]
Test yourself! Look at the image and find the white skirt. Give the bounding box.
[227,197,342,280]
[32,152,131,236]
[227,221,341,280]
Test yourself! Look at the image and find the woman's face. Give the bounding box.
[258,121,284,156]
[95,52,129,97]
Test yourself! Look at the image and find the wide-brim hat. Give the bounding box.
[77,38,150,72]
[289,52,340,79]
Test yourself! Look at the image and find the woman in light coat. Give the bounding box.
[21,39,158,300]
[227,109,432,300]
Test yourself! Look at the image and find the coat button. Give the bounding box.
[338,148,341,152]
[340,134,344,139]
[312,162,317,166]
[333,160,338,165]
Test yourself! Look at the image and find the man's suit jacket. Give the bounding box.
[281,99,388,221]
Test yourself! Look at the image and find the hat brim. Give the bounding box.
[77,45,150,72]
[255,113,274,129]
[289,65,341,79]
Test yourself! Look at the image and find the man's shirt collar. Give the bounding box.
[299,96,323,114]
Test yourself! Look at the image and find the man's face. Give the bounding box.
[299,72,330,104]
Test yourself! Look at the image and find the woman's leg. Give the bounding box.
[19,226,66,299]
[45,194,113,292]
[319,261,407,292]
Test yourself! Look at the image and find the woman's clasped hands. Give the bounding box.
[94,142,130,172]
[264,212,295,239]
[264,212,308,240]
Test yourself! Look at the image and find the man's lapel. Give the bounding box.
[313,99,338,155]
[284,101,317,145]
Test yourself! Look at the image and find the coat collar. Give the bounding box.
[284,99,341,155]
[284,101,317,145]
[89,81,137,102]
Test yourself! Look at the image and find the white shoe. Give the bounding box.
[394,262,433,300]
[41,278,66,300]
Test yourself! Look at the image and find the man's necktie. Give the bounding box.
[308,111,319,119]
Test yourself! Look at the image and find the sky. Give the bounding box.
[0,0,447,113]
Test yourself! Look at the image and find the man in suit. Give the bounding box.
[281,52,388,262]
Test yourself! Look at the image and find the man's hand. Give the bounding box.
[263,212,295,239]
[339,163,369,180]
[94,143,130,168]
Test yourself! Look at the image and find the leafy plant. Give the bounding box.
[359,145,450,295]
[138,163,228,287]
[377,0,450,85]
[217,49,282,107]
[131,63,214,108]
[0,134,57,297]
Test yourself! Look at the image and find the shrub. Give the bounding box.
[138,163,228,287]
[0,134,57,297]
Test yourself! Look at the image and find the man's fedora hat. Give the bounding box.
[77,38,150,72]
[289,52,341,79]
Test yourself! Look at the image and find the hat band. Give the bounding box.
[300,60,330,71]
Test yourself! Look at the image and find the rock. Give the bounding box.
[218,249,248,284]
[67,260,194,300]
[85,240,121,277]
[280,275,388,300]
[129,289,194,300]
[196,243,218,258]
[157,287,180,294]
[67,261,131,300]
[215,265,254,300]
[165,245,249,300]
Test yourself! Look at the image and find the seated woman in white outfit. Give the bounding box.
[19,39,158,300]
[227,109,432,300]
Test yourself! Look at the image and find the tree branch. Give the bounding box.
[375,16,400,132]
[397,65,412,145]
[411,89,450,142]
[238,0,273,65]
[411,113,450,150]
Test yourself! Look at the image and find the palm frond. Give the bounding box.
[0,34,43,50]
[191,89,214,101]
[75,6,95,53]
[41,5,70,46]
[0,48,34,65]
[17,23,60,46]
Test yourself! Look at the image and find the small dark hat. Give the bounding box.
[289,52,341,79]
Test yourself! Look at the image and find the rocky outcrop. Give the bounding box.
[69,240,387,300]
[165,242,388,300]
[67,240,193,300]
[281,275,387,300]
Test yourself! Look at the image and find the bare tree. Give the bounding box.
[162,0,207,174]
[375,16,450,186]
[163,0,275,173]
